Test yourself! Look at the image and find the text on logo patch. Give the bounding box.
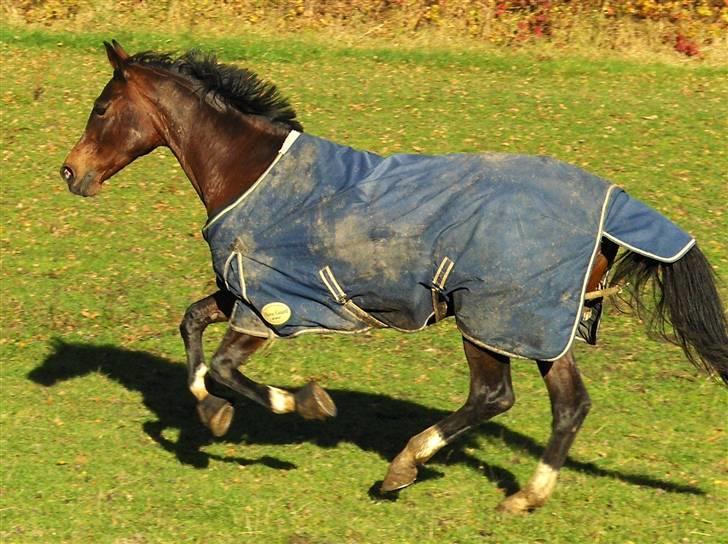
[261,302,292,325]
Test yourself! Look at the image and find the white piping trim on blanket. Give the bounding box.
[236,252,249,303]
[203,130,301,231]
[229,302,438,339]
[547,183,619,362]
[223,251,250,303]
[280,325,372,338]
[228,302,274,339]
[228,320,371,338]
[457,184,619,361]
[458,329,530,360]
[602,231,695,263]
[227,322,272,337]
[228,297,372,338]
[222,252,236,293]
[230,320,445,340]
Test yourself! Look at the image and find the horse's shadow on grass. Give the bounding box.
[29,340,703,498]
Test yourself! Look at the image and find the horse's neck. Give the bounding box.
[156,87,289,218]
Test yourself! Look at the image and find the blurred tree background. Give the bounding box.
[5,1,727,60]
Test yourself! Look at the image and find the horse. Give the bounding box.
[60,41,728,514]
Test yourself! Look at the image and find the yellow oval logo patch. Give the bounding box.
[261,302,291,326]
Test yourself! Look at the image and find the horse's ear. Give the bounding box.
[111,40,130,61]
[104,40,129,72]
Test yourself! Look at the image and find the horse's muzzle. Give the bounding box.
[61,164,100,197]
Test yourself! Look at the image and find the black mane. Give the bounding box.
[128,50,303,131]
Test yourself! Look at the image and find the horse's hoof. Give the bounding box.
[381,456,417,493]
[295,381,337,420]
[496,490,541,514]
[197,395,234,437]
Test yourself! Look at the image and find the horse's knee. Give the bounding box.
[179,315,190,339]
[491,389,516,416]
[179,305,202,339]
[180,297,225,339]
[495,391,516,414]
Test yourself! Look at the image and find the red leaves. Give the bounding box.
[674,33,700,57]
[496,0,554,39]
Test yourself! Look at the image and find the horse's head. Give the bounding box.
[60,41,163,196]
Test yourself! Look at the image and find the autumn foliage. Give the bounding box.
[7,0,728,57]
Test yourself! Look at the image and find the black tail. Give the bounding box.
[610,244,728,385]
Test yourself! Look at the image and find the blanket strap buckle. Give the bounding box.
[431,256,455,322]
[319,265,387,329]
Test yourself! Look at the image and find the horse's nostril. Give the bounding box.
[60,165,75,184]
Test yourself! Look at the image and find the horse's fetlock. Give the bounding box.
[496,390,516,412]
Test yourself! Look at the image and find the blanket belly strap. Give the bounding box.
[584,285,621,300]
[318,266,388,329]
[431,256,455,322]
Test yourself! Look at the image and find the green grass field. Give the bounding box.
[1,25,727,543]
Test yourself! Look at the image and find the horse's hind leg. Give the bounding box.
[381,338,514,492]
[207,326,337,423]
[497,349,590,514]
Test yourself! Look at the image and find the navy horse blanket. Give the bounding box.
[203,132,694,361]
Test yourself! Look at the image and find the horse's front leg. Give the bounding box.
[180,290,237,436]
[207,326,337,424]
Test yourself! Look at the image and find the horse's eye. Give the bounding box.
[93,103,108,117]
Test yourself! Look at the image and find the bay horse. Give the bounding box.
[61,41,727,514]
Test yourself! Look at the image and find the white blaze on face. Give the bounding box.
[268,386,295,414]
[190,364,209,401]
